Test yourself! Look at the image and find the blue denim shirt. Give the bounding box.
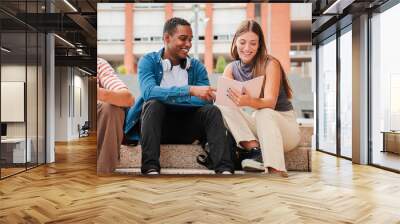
[124,48,211,141]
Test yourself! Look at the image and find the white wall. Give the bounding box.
[54,67,89,141]
[71,74,89,138]
[1,64,46,163]
[290,3,312,21]
[1,65,29,138]
[134,9,164,38]
[55,66,68,141]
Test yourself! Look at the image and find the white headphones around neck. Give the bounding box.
[161,48,191,72]
[161,57,191,72]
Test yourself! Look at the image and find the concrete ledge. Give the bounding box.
[115,168,242,175]
[118,145,311,172]
[298,126,312,148]
[118,126,313,172]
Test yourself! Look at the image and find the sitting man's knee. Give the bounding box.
[201,105,226,127]
[203,104,223,117]
[143,100,164,110]
[203,104,220,112]
[99,102,124,116]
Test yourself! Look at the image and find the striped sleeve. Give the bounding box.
[97,57,128,91]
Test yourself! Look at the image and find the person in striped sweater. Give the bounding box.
[97,57,135,175]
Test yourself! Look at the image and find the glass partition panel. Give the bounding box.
[1,31,27,177]
[38,32,45,165]
[27,30,38,169]
[317,36,337,154]
[0,0,47,179]
[371,3,400,171]
[339,28,352,158]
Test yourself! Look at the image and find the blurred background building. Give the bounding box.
[97,3,314,120]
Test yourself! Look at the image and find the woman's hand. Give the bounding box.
[227,88,253,107]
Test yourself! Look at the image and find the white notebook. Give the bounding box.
[215,76,264,107]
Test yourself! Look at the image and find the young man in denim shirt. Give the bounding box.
[124,18,235,175]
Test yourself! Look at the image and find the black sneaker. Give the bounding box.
[241,148,264,172]
[237,147,251,160]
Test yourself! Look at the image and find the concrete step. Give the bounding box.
[118,145,311,172]
[114,168,239,175]
[118,126,313,172]
[298,125,312,148]
[114,168,291,175]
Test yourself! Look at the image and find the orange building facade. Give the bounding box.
[123,3,291,75]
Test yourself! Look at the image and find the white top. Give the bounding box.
[97,57,128,90]
[160,65,188,88]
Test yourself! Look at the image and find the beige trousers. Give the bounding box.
[97,102,125,175]
[217,106,300,172]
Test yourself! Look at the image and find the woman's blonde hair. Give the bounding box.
[230,20,293,98]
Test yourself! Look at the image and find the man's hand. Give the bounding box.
[97,87,106,102]
[189,86,216,102]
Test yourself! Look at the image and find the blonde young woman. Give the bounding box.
[218,20,300,177]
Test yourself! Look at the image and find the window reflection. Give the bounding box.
[1,31,28,178]
[318,37,337,154]
[0,1,46,179]
[371,3,400,171]
[340,29,352,158]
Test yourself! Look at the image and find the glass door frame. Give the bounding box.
[315,19,353,161]
[367,0,400,173]
[0,1,48,180]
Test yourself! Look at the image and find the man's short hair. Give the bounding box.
[163,17,191,35]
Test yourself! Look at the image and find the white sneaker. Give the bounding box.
[242,159,264,172]
[144,169,160,175]
[221,171,233,175]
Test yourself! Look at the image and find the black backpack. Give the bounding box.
[196,131,243,170]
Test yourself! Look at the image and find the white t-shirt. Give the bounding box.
[160,65,188,88]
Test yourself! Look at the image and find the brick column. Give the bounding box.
[165,3,173,20]
[270,4,290,74]
[204,3,213,75]
[260,3,268,47]
[261,3,290,74]
[124,3,134,74]
[247,3,255,20]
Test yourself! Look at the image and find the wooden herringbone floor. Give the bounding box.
[1,135,400,224]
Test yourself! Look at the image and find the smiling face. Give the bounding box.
[164,25,193,63]
[235,31,259,64]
